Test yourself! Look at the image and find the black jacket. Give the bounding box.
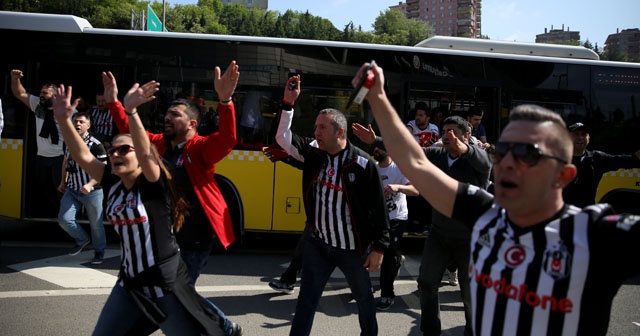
[276,108,390,255]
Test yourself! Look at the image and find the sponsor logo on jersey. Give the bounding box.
[318,178,343,192]
[471,265,573,313]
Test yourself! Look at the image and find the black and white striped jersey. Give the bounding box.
[89,107,116,142]
[453,183,640,336]
[63,133,107,190]
[313,150,355,250]
[103,167,180,299]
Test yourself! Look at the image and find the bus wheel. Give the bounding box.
[600,189,640,215]
[214,174,245,249]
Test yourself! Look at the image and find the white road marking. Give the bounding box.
[8,249,120,288]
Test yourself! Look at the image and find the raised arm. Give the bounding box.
[122,82,161,182]
[275,75,306,162]
[357,63,458,217]
[10,69,31,107]
[52,85,105,182]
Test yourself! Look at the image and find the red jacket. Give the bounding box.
[107,101,237,248]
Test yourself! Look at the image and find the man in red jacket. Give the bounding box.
[103,61,239,282]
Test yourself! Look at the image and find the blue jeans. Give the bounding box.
[180,239,215,283]
[57,188,105,253]
[93,284,202,336]
[290,236,377,336]
[417,231,472,336]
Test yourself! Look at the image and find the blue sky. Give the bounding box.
[168,0,638,48]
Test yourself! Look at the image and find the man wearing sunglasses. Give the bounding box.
[357,61,640,336]
[563,122,640,208]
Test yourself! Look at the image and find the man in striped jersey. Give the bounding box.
[357,62,640,336]
[57,111,108,264]
[89,92,118,149]
[276,75,390,336]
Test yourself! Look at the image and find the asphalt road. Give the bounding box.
[0,219,639,335]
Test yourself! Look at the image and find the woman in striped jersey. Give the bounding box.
[52,81,242,336]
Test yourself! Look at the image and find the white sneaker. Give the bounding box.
[448,269,458,286]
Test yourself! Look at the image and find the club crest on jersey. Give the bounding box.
[543,241,572,280]
[328,167,336,177]
[348,173,355,182]
[126,193,137,209]
[175,155,184,167]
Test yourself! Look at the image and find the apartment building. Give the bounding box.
[605,28,640,62]
[398,0,481,38]
[535,25,580,44]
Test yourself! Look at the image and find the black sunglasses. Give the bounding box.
[492,142,567,167]
[107,144,135,156]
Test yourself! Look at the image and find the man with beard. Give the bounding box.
[563,122,640,208]
[11,69,64,217]
[102,61,238,282]
[89,92,119,149]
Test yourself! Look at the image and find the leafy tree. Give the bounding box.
[373,9,432,45]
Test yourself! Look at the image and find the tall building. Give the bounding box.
[605,28,640,62]
[401,0,481,38]
[535,25,580,44]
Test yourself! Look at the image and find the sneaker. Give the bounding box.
[448,269,459,286]
[395,255,406,279]
[376,296,395,311]
[91,252,104,265]
[68,240,90,256]
[269,280,294,294]
[230,322,243,336]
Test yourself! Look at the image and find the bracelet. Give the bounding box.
[220,98,232,104]
[125,110,137,116]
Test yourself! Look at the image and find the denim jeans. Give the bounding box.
[180,239,215,283]
[57,188,105,253]
[290,236,377,336]
[93,284,202,336]
[417,231,472,336]
[379,219,407,298]
[280,225,310,284]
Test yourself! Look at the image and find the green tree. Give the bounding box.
[373,9,431,46]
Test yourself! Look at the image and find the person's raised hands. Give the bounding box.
[101,72,119,104]
[352,62,385,101]
[214,60,239,102]
[351,123,377,145]
[123,81,160,112]
[52,84,79,121]
[283,75,300,105]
